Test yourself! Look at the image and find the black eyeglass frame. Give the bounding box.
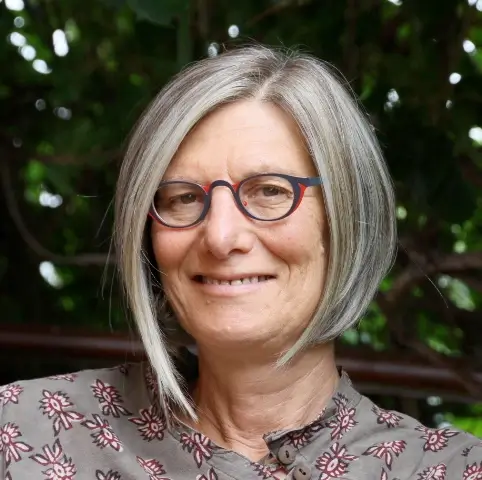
[149,173,323,229]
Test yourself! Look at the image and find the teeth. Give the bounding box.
[202,276,270,285]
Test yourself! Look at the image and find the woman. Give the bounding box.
[1,46,480,480]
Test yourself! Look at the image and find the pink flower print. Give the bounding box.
[0,384,23,406]
[380,468,388,480]
[287,429,313,448]
[129,405,166,441]
[30,438,62,465]
[463,462,482,480]
[39,390,84,436]
[30,439,76,480]
[252,463,272,479]
[254,455,288,479]
[417,463,447,480]
[315,442,358,479]
[363,440,406,470]
[48,374,77,382]
[309,421,324,434]
[144,366,159,401]
[327,405,358,440]
[180,432,214,468]
[96,470,122,480]
[462,442,482,457]
[0,422,33,467]
[91,379,131,418]
[415,426,460,453]
[136,456,170,480]
[196,467,218,480]
[44,457,76,480]
[334,394,349,407]
[379,467,407,480]
[371,405,402,429]
[81,414,123,452]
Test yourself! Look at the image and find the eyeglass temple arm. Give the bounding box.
[299,176,323,187]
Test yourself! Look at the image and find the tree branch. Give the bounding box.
[383,250,482,306]
[245,1,297,27]
[0,161,114,267]
[377,242,482,397]
[377,292,482,398]
[402,337,482,398]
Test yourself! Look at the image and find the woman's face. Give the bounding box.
[151,101,328,354]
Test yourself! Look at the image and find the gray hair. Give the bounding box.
[114,45,397,419]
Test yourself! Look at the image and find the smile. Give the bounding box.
[193,275,275,286]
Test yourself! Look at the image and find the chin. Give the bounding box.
[186,315,277,349]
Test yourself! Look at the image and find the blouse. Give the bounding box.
[1,362,481,480]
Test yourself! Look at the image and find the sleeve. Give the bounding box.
[0,382,35,480]
[461,441,482,477]
[0,386,7,479]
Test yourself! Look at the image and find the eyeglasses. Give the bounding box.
[150,173,322,228]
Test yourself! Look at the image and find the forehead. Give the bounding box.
[164,100,316,181]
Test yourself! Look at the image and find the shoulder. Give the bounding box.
[0,363,154,477]
[0,362,146,445]
[356,393,482,477]
[2,363,140,408]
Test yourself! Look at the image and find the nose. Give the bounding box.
[202,186,256,260]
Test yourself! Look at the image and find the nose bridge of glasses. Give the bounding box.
[203,179,245,220]
[205,179,239,198]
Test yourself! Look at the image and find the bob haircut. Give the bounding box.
[114,45,397,419]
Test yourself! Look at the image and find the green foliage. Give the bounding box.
[126,0,190,27]
[445,404,482,437]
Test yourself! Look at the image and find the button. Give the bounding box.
[292,461,312,480]
[277,444,297,465]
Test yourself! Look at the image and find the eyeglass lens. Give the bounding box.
[153,175,296,227]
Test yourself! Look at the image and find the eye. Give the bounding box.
[249,183,291,199]
[155,183,204,210]
[261,185,286,196]
[172,193,198,204]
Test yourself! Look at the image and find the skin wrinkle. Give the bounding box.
[151,100,336,461]
[191,344,338,461]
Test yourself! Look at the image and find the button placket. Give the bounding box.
[291,460,312,480]
[277,444,297,465]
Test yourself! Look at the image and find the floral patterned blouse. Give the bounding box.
[1,362,481,480]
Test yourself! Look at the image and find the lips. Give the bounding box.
[193,275,275,285]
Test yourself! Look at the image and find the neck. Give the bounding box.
[186,342,338,461]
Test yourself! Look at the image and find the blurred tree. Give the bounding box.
[0,0,481,430]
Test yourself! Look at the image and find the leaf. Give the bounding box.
[25,159,46,183]
[446,415,482,437]
[126,0,189,26]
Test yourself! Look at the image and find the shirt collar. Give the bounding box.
[143,358,361,474]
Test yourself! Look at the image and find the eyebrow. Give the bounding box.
[241,165,304,178]
[162,164,310,183]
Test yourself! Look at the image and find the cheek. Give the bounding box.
[271,208,326,267]
[151,227,192,275]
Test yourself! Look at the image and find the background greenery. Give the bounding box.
[0,0,481,434]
